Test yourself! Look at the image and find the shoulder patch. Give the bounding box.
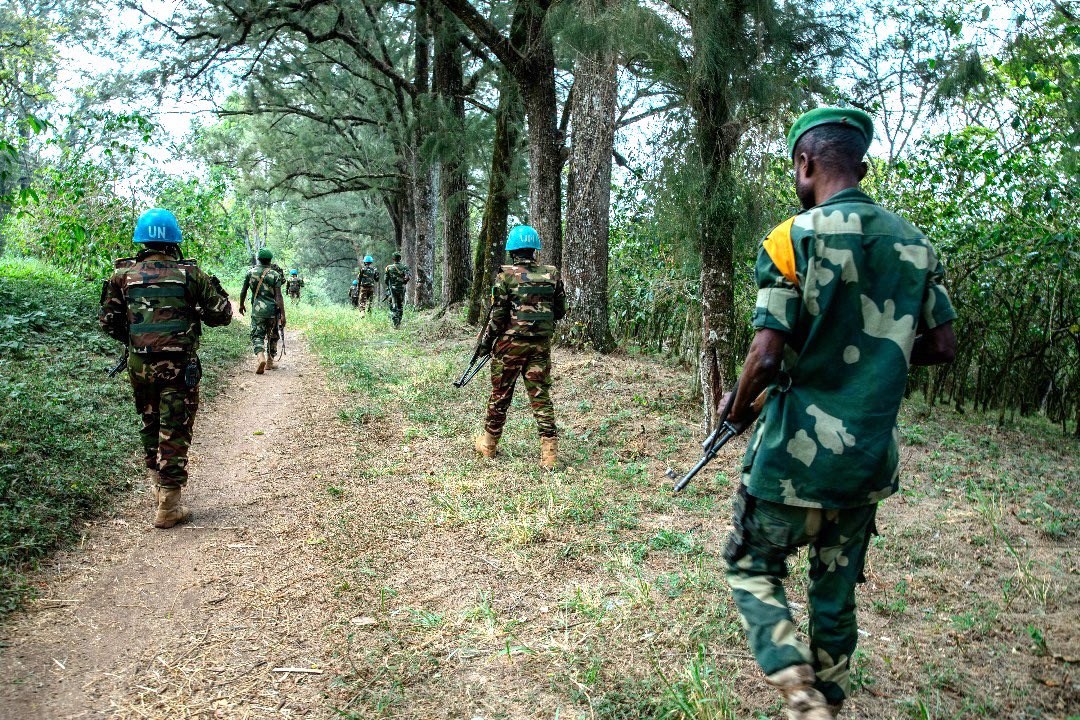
[763,217,799,287]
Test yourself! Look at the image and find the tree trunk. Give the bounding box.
[435,9,471,307]
[518,10,563,269]
[409,0,436,308]
[561,39,616,351]
[690,0,741,430]
[467,78,523,325]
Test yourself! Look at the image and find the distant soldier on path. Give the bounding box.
[384,251,410,328]
[349,279,360,308]
[473,225,566,470]
[239,248,286,374]
[714,108,957,719]
[356,255,379,314]
[99,208,232,528]
[285,269,304,304]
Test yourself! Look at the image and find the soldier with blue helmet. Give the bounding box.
[285,268,304,303]
[356,255,380,314]
[349,278,360,307]
[474,225,566,470]
[99,208,232,528]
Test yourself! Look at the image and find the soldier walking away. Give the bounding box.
[713,108,957,719]
[384,251,410,328]
[99,208,232,529]
[349,279,360,307]
[356,255,379,313]
[285,269,304,304]
[473,225,566,470]
[239,248,287,374]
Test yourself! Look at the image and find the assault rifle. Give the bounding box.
[453,304,498,388]
[277,312,286,359]
[108,347,129,378]
[666,381,767,492]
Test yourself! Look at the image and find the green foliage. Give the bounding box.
[0,256,246,614]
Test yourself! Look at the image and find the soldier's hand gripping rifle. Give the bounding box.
[453,304,498,388]
[107,347,129,378]
[666,381,767,492]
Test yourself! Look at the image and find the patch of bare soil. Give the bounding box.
[0,334,351,719]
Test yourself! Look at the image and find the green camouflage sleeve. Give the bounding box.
[920,243,958,330]
[191,268,233,327]
[752,244,801,333]
[98,273,128,343]
[487,275,511,339]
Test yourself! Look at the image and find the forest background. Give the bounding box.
[0,0,1077,433]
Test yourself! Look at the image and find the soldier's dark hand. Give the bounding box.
[238,304,246,316]
[717,391,757,435]
[280,317,287,328]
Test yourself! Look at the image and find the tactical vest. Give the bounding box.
[286,278,301,292]
[502,263,557,337]
[117,257,200,354]
[359,267,378,286]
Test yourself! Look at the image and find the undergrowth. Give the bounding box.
[0,256,246,615]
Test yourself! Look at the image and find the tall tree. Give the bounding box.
[561,0,618,351]
[434,7,471,307]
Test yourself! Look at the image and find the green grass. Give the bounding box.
[0,256,246,614]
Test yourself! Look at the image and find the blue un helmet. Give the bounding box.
[352,279,359,285]
[506,225,540,253]
[290,269,298,275]
[364,255,374,263]
[133,208,182,244]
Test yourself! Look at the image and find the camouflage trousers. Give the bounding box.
[128,353,200,488]
[724,486,877,705]
[387,287,405,327]
[485,336,556,439]
[359,285,374,312]
[250,315,279,356]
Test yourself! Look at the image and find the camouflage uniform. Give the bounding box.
[349,283,360,307]
[99,250,232,488]
[725,188,957,705]
[243,264,283,356]
[285,274,304,302]
[482,261,566,440]
[357,265,379,312]
[384,261,410,327]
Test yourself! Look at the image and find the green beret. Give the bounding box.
[787,107,874,157]
[257,248,273,261]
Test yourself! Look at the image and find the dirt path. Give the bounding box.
[0,333,351,719]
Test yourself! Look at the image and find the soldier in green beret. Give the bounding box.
[713,108,957,719]
[239,248,286,374]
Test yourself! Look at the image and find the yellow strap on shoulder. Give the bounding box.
[763,217,799,287]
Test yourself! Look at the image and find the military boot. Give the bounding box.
[266,353,275,370]
[540,436,558,470]
[474,432,498,459]
[256,352,266,374]
[153,487,191,529]
[766,664,833,720]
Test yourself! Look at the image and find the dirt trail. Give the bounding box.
[0,333,351,719]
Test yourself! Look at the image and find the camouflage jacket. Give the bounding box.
[742,188,957,509]
[357,266,379,287]
[99,250,232,355]
[486,261,566,341]
[384,262,410,289]
[243,264,283,319]
[349,284,360,299]
[285,276,304,293]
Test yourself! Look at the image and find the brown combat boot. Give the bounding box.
[266,353,275,370]
[474,432,498,458]
[766,664,833,720]
[153,487,191,529]
[256,352,266,374]
[540,436,558,470]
